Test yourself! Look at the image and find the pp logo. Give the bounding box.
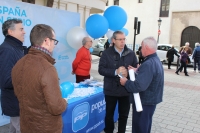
[72,102,89,132]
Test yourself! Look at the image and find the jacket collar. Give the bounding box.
[143,53,157,62]
[5,35,23,47]
[111,45,130,56]
[28,47,55,65]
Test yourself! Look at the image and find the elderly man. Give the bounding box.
[0,19,27,133]
[72,37,93,83]
[99,31,138,133]
[120,37,164,133]
[179,42,193,72]
[192,42,200,72]
[12,24,67,133]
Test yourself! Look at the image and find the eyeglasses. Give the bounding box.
[49,38,59,45]
[114,38,126,41]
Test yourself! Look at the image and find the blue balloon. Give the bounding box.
[60,82,74,98]
[86,14,109,39]
[120,28,129,36]
[89,47,93,53]
[104,6,127,31]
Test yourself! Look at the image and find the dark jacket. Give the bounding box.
[0,35,27,116]
[104,40,110,49]
[180,51,188,63]
[125,53,164,105]
[138,46,144,58]
[12,48,67,133]
[192,46,200,59]
[166,48,179,62]
[98,45,138,96]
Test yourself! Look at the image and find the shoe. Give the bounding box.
[175,71,179,75]
[168,68,171,69]
[180,70,182,72]
[185,74,189,76]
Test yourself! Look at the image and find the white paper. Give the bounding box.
[128,69,143,112]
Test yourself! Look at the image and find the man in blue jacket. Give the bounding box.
[0,19,27,133]
[192,42,200,72]
[120,37,164,133]
[98,31,138,133]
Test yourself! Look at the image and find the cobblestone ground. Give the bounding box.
[1,56,200,133]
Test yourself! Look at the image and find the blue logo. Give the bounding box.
[72,102,90,132]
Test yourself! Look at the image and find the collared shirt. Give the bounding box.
[32,46,52,56]
[114,46,124,75]
[114,46,124,57]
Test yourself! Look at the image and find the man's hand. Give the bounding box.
[120,77,128,86]
[71,71,75,75]
[128,65,138,72]
[117,66,128,77]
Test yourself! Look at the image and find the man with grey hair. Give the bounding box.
[0,19,27,133]
[120,37,164,133]
[72,37,93,83]
[192,42,200,72]
[179,42,193,72]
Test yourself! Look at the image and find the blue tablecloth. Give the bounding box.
[62,87,118,133]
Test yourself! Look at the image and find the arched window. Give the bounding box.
[138,0,143,3]
[181,26,200,49]
[114,0,119,5]
[159,0,170,17]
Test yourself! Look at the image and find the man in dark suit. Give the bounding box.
[166,45,180,69]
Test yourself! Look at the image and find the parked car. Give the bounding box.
[91,38,107,57]
[156,44,193,66]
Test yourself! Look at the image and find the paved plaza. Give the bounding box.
[1,55,200,133]
[91,55,200,133]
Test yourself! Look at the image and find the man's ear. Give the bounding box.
[7,29,13,35]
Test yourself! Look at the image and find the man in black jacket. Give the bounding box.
[98,31,138,133]
[166,45,179,69]
[0,19,27,132]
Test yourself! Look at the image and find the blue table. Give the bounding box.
[62,87,118,133]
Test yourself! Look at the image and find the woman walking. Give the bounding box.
[175,46,189,76]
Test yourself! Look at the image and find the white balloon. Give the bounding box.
[106,30,114,39]
[66,27,88,49]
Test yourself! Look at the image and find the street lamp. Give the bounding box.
[157,18,162,43]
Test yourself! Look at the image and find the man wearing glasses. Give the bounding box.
[72,37,93,83]
[12,24,67,133]
[98,31,138,133]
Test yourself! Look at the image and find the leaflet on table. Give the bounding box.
[66,81,104,104]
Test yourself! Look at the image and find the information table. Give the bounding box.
[62,87,118,133]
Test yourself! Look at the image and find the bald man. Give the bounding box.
[72,37,93,83]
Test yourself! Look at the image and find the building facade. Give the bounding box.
[16,0,107,28]
[16,0,200,49]
[108,0,200,49]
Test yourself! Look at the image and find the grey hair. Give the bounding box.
[2,19,22,36]
[112,31,124,39]
[142,37,157,51]
[195,42,200,47]
[185,42,190,46]
[82,37,89,45]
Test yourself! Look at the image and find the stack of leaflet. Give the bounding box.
[67,80,103,104]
